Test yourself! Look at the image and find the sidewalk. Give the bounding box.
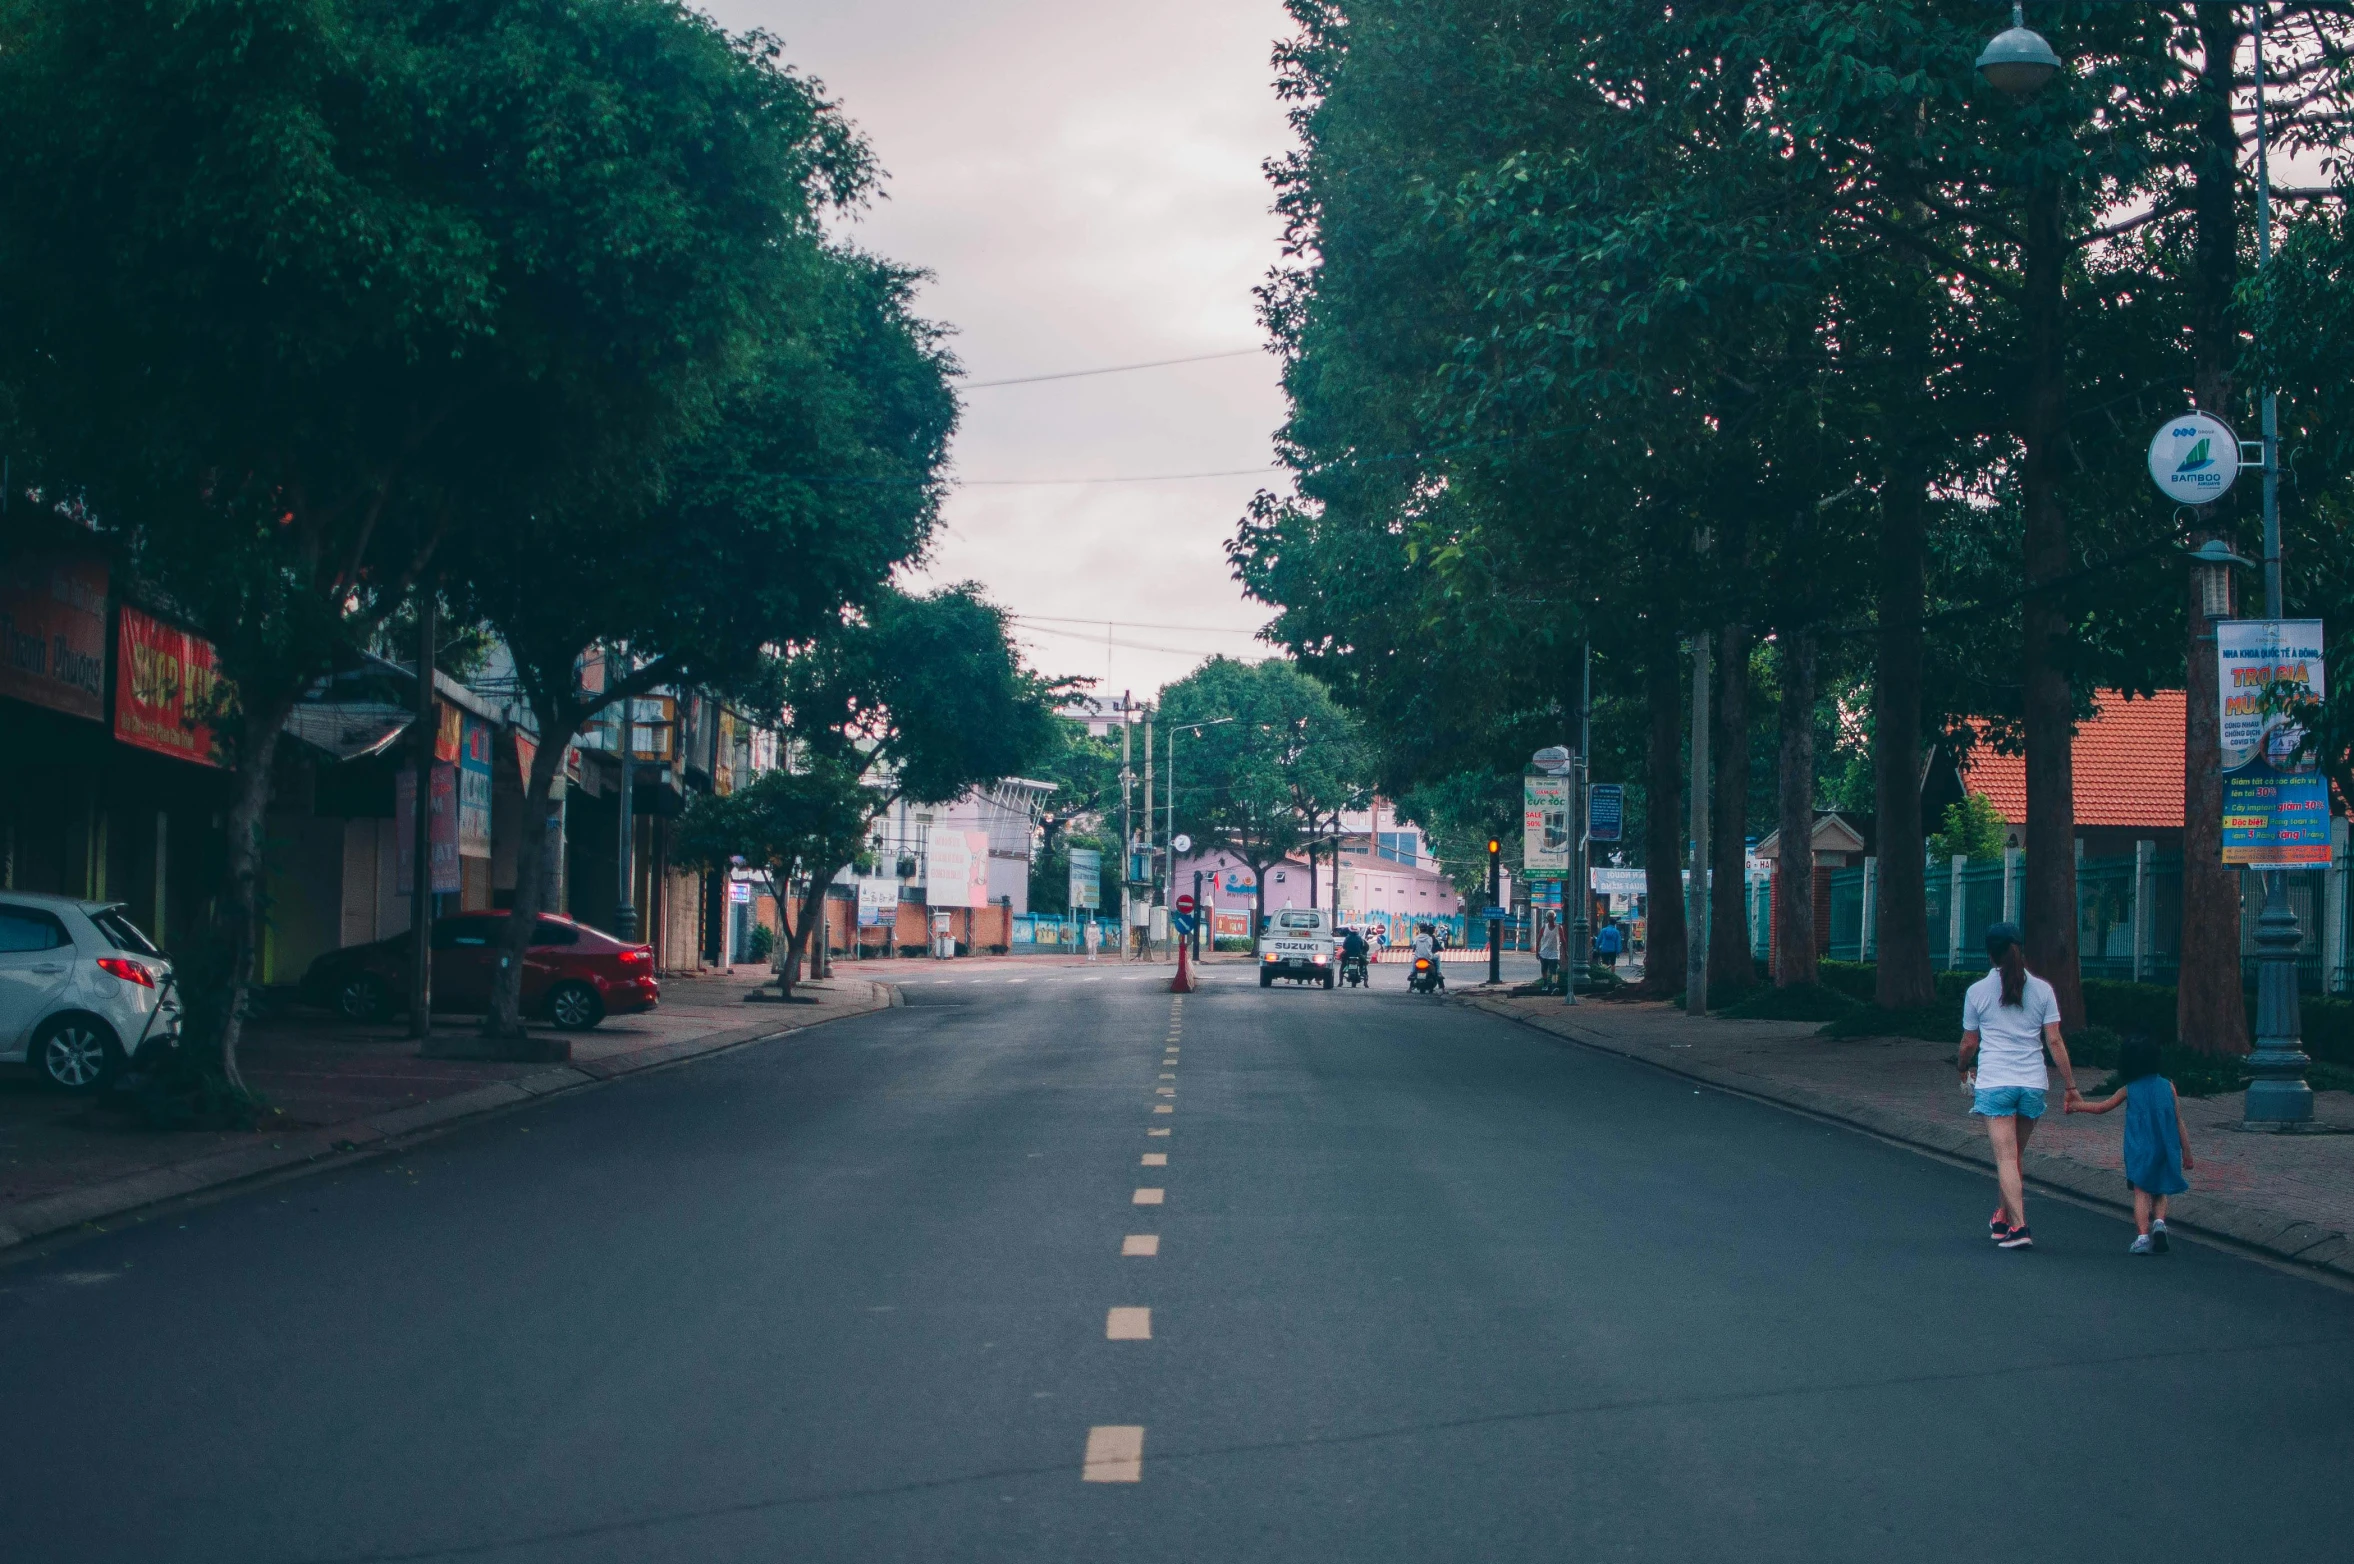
[1468,992,2354,1281]
[0,969,897,1251]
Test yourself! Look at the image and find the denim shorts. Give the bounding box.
[1971,1086,2047,1120]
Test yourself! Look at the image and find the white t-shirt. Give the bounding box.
[1962,968,2059,1090]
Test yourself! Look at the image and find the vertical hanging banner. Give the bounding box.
[1523,775,1570,879]
[1588,783,1625,844]
[2218,618,2330,867]
[457,715,494,859]
[394,766,462,893]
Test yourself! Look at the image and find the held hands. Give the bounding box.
[2062,1087,2087,1113]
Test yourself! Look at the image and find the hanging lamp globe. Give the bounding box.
[1977,23,2061,96]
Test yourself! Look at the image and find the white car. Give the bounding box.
[1258,907,1336,989]
[0,892,182,1091]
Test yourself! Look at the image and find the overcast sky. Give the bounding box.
[698,0,1299,701]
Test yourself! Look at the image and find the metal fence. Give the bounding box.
[1820,847,2340,992]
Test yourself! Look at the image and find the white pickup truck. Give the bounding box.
[1257,908,1335,989]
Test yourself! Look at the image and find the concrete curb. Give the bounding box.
[0,980,899,1255]
[1468,995,2354,1283]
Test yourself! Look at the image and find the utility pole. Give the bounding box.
[1686,631,1712,1015]
[408,590,438,1040]
[1568,637,1593,1003]
[2245,4,2313,1125]
[1119,692,1134,959]
[1141,704,1155,958]
[1487,837,1502,987]
[615,696,637,942]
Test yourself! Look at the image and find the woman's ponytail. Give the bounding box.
[1984,921,2028,1008]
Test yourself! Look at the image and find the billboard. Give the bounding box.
[1588,783,1624,844]
[0,547,107,721]
[2219,619,2330,867]
[115,605,227,766]
[925,829,993,908]
[1523,774,1570,879]
[1068,846,1103,910]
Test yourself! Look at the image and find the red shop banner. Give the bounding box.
[115,604,227,767]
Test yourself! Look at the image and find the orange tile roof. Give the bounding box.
[1959,690,2184,829]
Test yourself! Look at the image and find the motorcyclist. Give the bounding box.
[1411,923,1444,990]
[1340,925,1369,982]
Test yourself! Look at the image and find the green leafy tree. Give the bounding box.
[1930,792,2009,865]
[673,760,875,992]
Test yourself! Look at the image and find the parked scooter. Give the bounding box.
[1407,955,1442,994]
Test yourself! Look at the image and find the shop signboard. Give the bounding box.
[115,605,227,766]
[1068,846,1103,910]
[434,699,462,764]
[457,714,494,859]
[0,546,107,721]
[1523,774,1570,879]
[394,764,462,894]
[2219,618,2331,867]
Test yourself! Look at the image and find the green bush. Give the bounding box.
[743,923,776,962]
[1720,983,1860,1022]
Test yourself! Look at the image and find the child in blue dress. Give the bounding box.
[2068,1035,2194,1253]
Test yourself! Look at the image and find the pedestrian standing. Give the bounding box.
[1083,916,1100,962]
[1956,922,2082,1250]
[1595,920,1623,971]
[2067,1035,2193,1254]
[1537,914,1561,986]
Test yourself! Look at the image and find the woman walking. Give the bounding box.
[1537,913,1561,988]
[1956,922,2081,1250]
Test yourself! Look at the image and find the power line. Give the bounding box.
[959,465,1279,487]
[1010,614,1268,636]
[957,348,1261,390]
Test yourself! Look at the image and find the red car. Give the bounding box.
[297,912,659,1030]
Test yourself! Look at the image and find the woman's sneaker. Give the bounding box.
[2149,1219,2170,1254]
[1989,1209,2013,1242]
[1997,1226,2035,1250]
[2129,1234,2155,1255]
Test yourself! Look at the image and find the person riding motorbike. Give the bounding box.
[1340,926,1369,986]
[1410,924,1444,991]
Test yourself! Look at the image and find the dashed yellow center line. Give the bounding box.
[1132,1187,1164,1205]
[1153,1104,1173,1114]
[1141,1153,1167,1166]
[1105,1307,1152,1340]
[1147,1127,1170,1137]
[1083,1425,1145,1482]
[1122,1234,1160,1256]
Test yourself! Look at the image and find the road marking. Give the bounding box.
[1156,1088,1175,1097]
[1123,1234,1160,1256]
[1153,1104,1173,1114]
[1106,1307,1152,1340]
[1147,1127,1170,1137]
[1158,1073,1175,1080]
[1141,1153,1167,1166]
[1007,977,1029,985]
[1133,1187,1164,1204]
[1083,1425,1145,1482]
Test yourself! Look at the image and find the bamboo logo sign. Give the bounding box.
[2147,410,2241,504]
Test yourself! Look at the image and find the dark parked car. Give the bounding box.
[298,912,659,1030]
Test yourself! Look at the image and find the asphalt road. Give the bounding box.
[7,960,2354,1563]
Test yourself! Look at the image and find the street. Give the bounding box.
[7,966,2354,1563]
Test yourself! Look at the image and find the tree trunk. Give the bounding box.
[775,876,811,998]
[212,693,297,1094]
[2019,177,2084,1030]
[1874,459,1936,1008]
[1642,644,1688,993]
[1708,622,1753,993]
[2178,1,2252,1055]
[484,729,572,1047]
[1775,632,1819,987]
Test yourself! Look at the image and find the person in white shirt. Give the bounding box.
[1537,914,1562,986]
[1956,922,2082,1250]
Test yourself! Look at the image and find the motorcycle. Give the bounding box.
[1341,953,1369,988]
[1408,955,1443,995]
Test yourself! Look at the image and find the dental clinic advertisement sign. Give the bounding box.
[2218,619,2329,867]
